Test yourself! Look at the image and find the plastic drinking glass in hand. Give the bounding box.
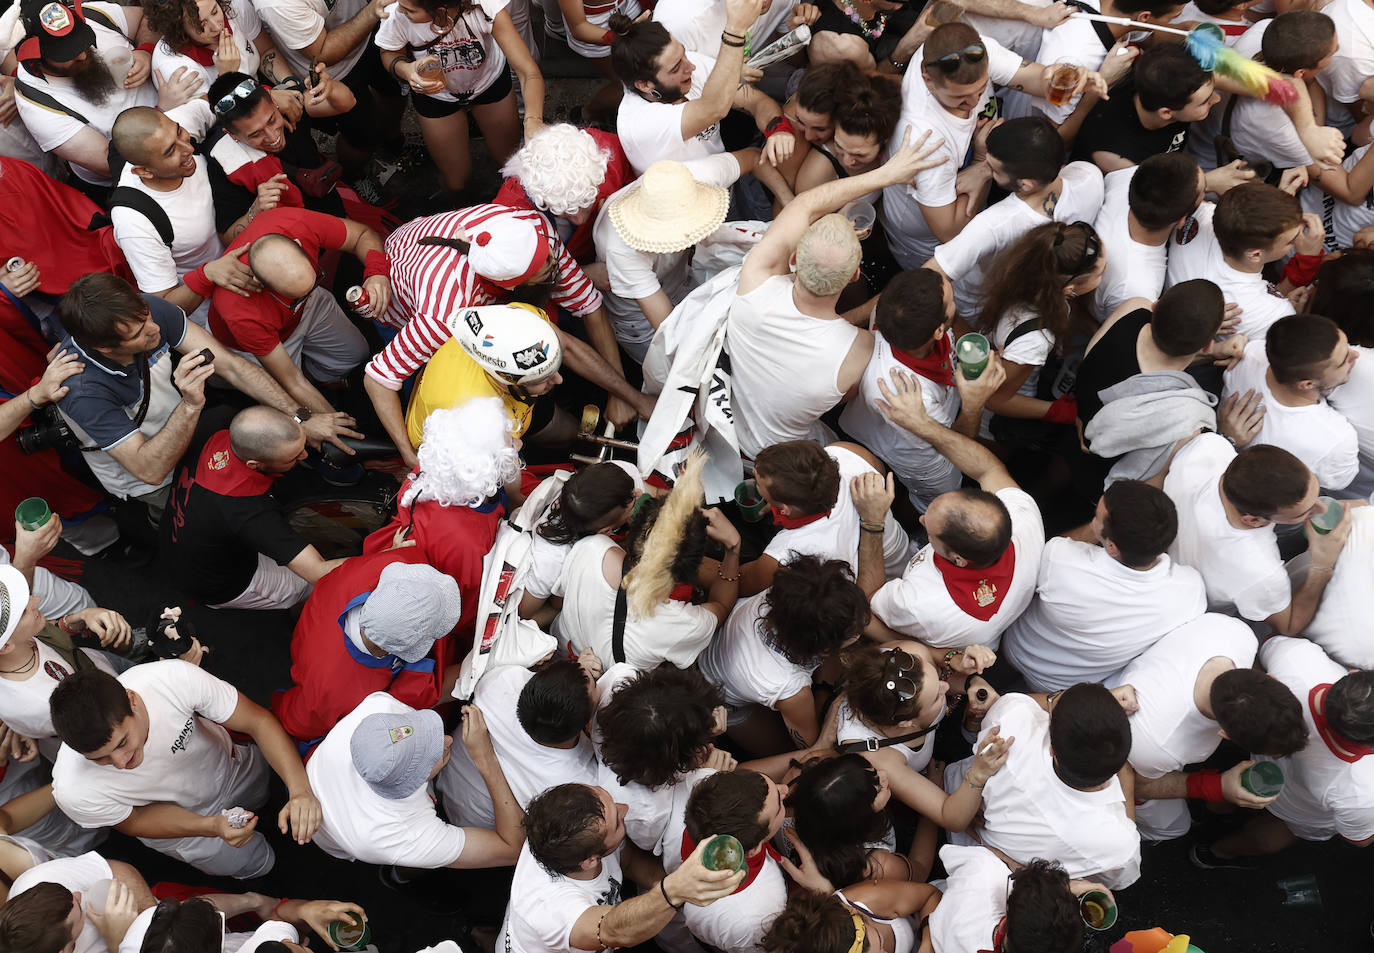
[329,915,371,951]
[1079,890,1118,931]
[841,200,876,241]
[1047,64,1083,107]
[702,834,747,873]
[955,333,990,379]
[1241,761,1284,798]
[15,497,52,531]
[1309,497,1343,534]
[734,480,770,523]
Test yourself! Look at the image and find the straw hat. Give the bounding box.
[607,161,730,255]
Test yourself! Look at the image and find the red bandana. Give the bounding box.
[680,831,780,895]
[977,915,1008,953]
[771,506,831,530]
[890,334,954,388]
[179,22,232,67]
[1310,683,1374,763]
[195,430,278,497]
[933,544,1017,622]
[669,583,696,603]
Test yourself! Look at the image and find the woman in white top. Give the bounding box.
[376,0,545,197]
[761,880,940,953]
[973,220,1108,447]
[128,892,367,953]
[780,753,906,885]
[551,450,739,670]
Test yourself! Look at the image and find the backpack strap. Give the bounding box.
[610,555,628,665]
[835,723,937,754]
[13,77,91,125]
[81,6,124,36]
[1065,0,1117,51]
[107,186,175,246]
[1002,316,1042,348]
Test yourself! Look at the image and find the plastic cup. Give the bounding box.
[701,833,747,873]
[15,497,51,532]
[841,200,876,241]
[328,915,372,951]
[734,480,770,523]
[1309,496,1343,534]
[1079,890,1118,931]
[1241,761,1284,798]
[1047,64,1083,107]
[955,333,991,380]
[84,879,112,916]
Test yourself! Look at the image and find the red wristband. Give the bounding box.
[363,249,390,280]
[1281,250,1324,288]
[1042,394,1078,425]
[602,29,616,44]
[1185,769,1225,803]
[183,266,214,298]
[764,115,795,138]
[136,42,157,55]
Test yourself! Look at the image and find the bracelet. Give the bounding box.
[859,520,884,534]
[764,114,795,138]
[1185,769,1226,803]
[595,911,609,950]
[965,776,986,790]
[58,615,77,635]
[659,877,685,910]
[720,33,746,47]
[25,389,42,411]
[888,55,908,72]
[602,28,617,44]
[722,29,746,39]
[717,559,741,582]
[1309,565,1335,574]
[388,57,411,80]
[941,649,959,678]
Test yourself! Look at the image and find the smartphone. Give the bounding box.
[196,347,215,366]
[305,61,319,90]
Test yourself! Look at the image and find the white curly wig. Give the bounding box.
[500,124,611,217]
[404,398,523,508]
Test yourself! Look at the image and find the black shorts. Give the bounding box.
[411,68,513,119]
[311,39,405,149]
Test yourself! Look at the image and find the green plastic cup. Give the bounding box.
[1241,761,1284,798]
[701,834,747,873]
[328,914,371,951]
[1079,890,1118,931]
[1309,497,1343,535]
[955,333,991,380]
[734,479,770,523]
[14,497,51,532]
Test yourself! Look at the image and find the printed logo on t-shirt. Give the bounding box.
[1265,281,1287,299]
[44,660,70,681]
[388,724,414,743]
[597,875,622,907]
[208,449,230,470]
[1167,130,1186,154]
[1174,215,1199,245]
[697,121,719,144]
[170,716,196,754]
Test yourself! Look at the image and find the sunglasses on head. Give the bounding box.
[213,78,258,116]
[1055,222,1102,279]
[931,44,987,74]
[882,648,919,703]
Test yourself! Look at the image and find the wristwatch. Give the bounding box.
[293,407,313,424]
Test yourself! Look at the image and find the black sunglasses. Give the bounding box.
[213,78,258,116]
[882,648,919,702]
[1055,222,1102,279]
[931,44,987,74]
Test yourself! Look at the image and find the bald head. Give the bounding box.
[248,234,314,293]
[795,213,861,297]
[229,406,304,464]
[927,488,1013,569]
[111,106,169,166]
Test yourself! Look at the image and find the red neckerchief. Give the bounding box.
[179,22,233,67]
[195,430,278,497]
[680,831,780,894]
[1310,683,1374,763]
[932,544,1017,622]
[890,335,954,388]
[771,506,831,530]
[669,583,696,603]
[977,915,1008,953]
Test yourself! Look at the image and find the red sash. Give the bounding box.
[771,506,831,529]
[680,831,780,895]
[933,544,1016,622]
[891,334,954,387]
[1310,683,1374,763]
[178,22,233,67]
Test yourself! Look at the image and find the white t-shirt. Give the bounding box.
[1021,7,1117,123]
[594,152,741,352]
[1315,0,1374,131]
[1330,144,1374,248]
[683,856,787,953]
[308,692,467,867]
[1164,202,1294,341]
[152,2,265,91]
[838,331,962,512]
[1300,506,1374,669]
[932,161,1104,315]
[499,841,624,953]
[1090,165,1168,321]
[0,641,116,757]
[9,852,113,953]
[52,660,240,828]
[926,845,1011,953]
[436,664,598,829]
[949,694,1141,887]
[1000,537,1207,692]
[255,0,373,79]
[120,912,298,953]
[1222,341,1359,491]
[617,51,723,174]
[652,0,793,58]
[762,446,911,580]
[870,487,1045,650]
[698,590,815,711]
[984,306,1056,431]
[1162,433,1291,620]
[13,3,157,185]
[727,273,862,458]
[880,35,1023,268]
[1329,347,1374,500]
[1260,635,1374,842]
[374,0,510,101]
[835,692,936,774]
[1116,614,1257,780]
[112,158,226,295]
[551,533,719,670]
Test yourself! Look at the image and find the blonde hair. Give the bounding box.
[623,449,706,618]
[795,213,861,297]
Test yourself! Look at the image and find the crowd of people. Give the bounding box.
[0,0,1373,948]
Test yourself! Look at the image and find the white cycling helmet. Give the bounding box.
[447,303,563,387]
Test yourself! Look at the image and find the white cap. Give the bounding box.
[0,565,31,651]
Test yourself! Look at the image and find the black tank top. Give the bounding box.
[1076,307,1151,430]
[812,1,918,61]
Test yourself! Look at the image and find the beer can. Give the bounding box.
[345,285,374,317]
[5,257,25,272]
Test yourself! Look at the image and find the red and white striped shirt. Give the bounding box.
[365,205,602,390]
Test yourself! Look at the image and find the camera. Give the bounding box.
[16,405,80,455]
